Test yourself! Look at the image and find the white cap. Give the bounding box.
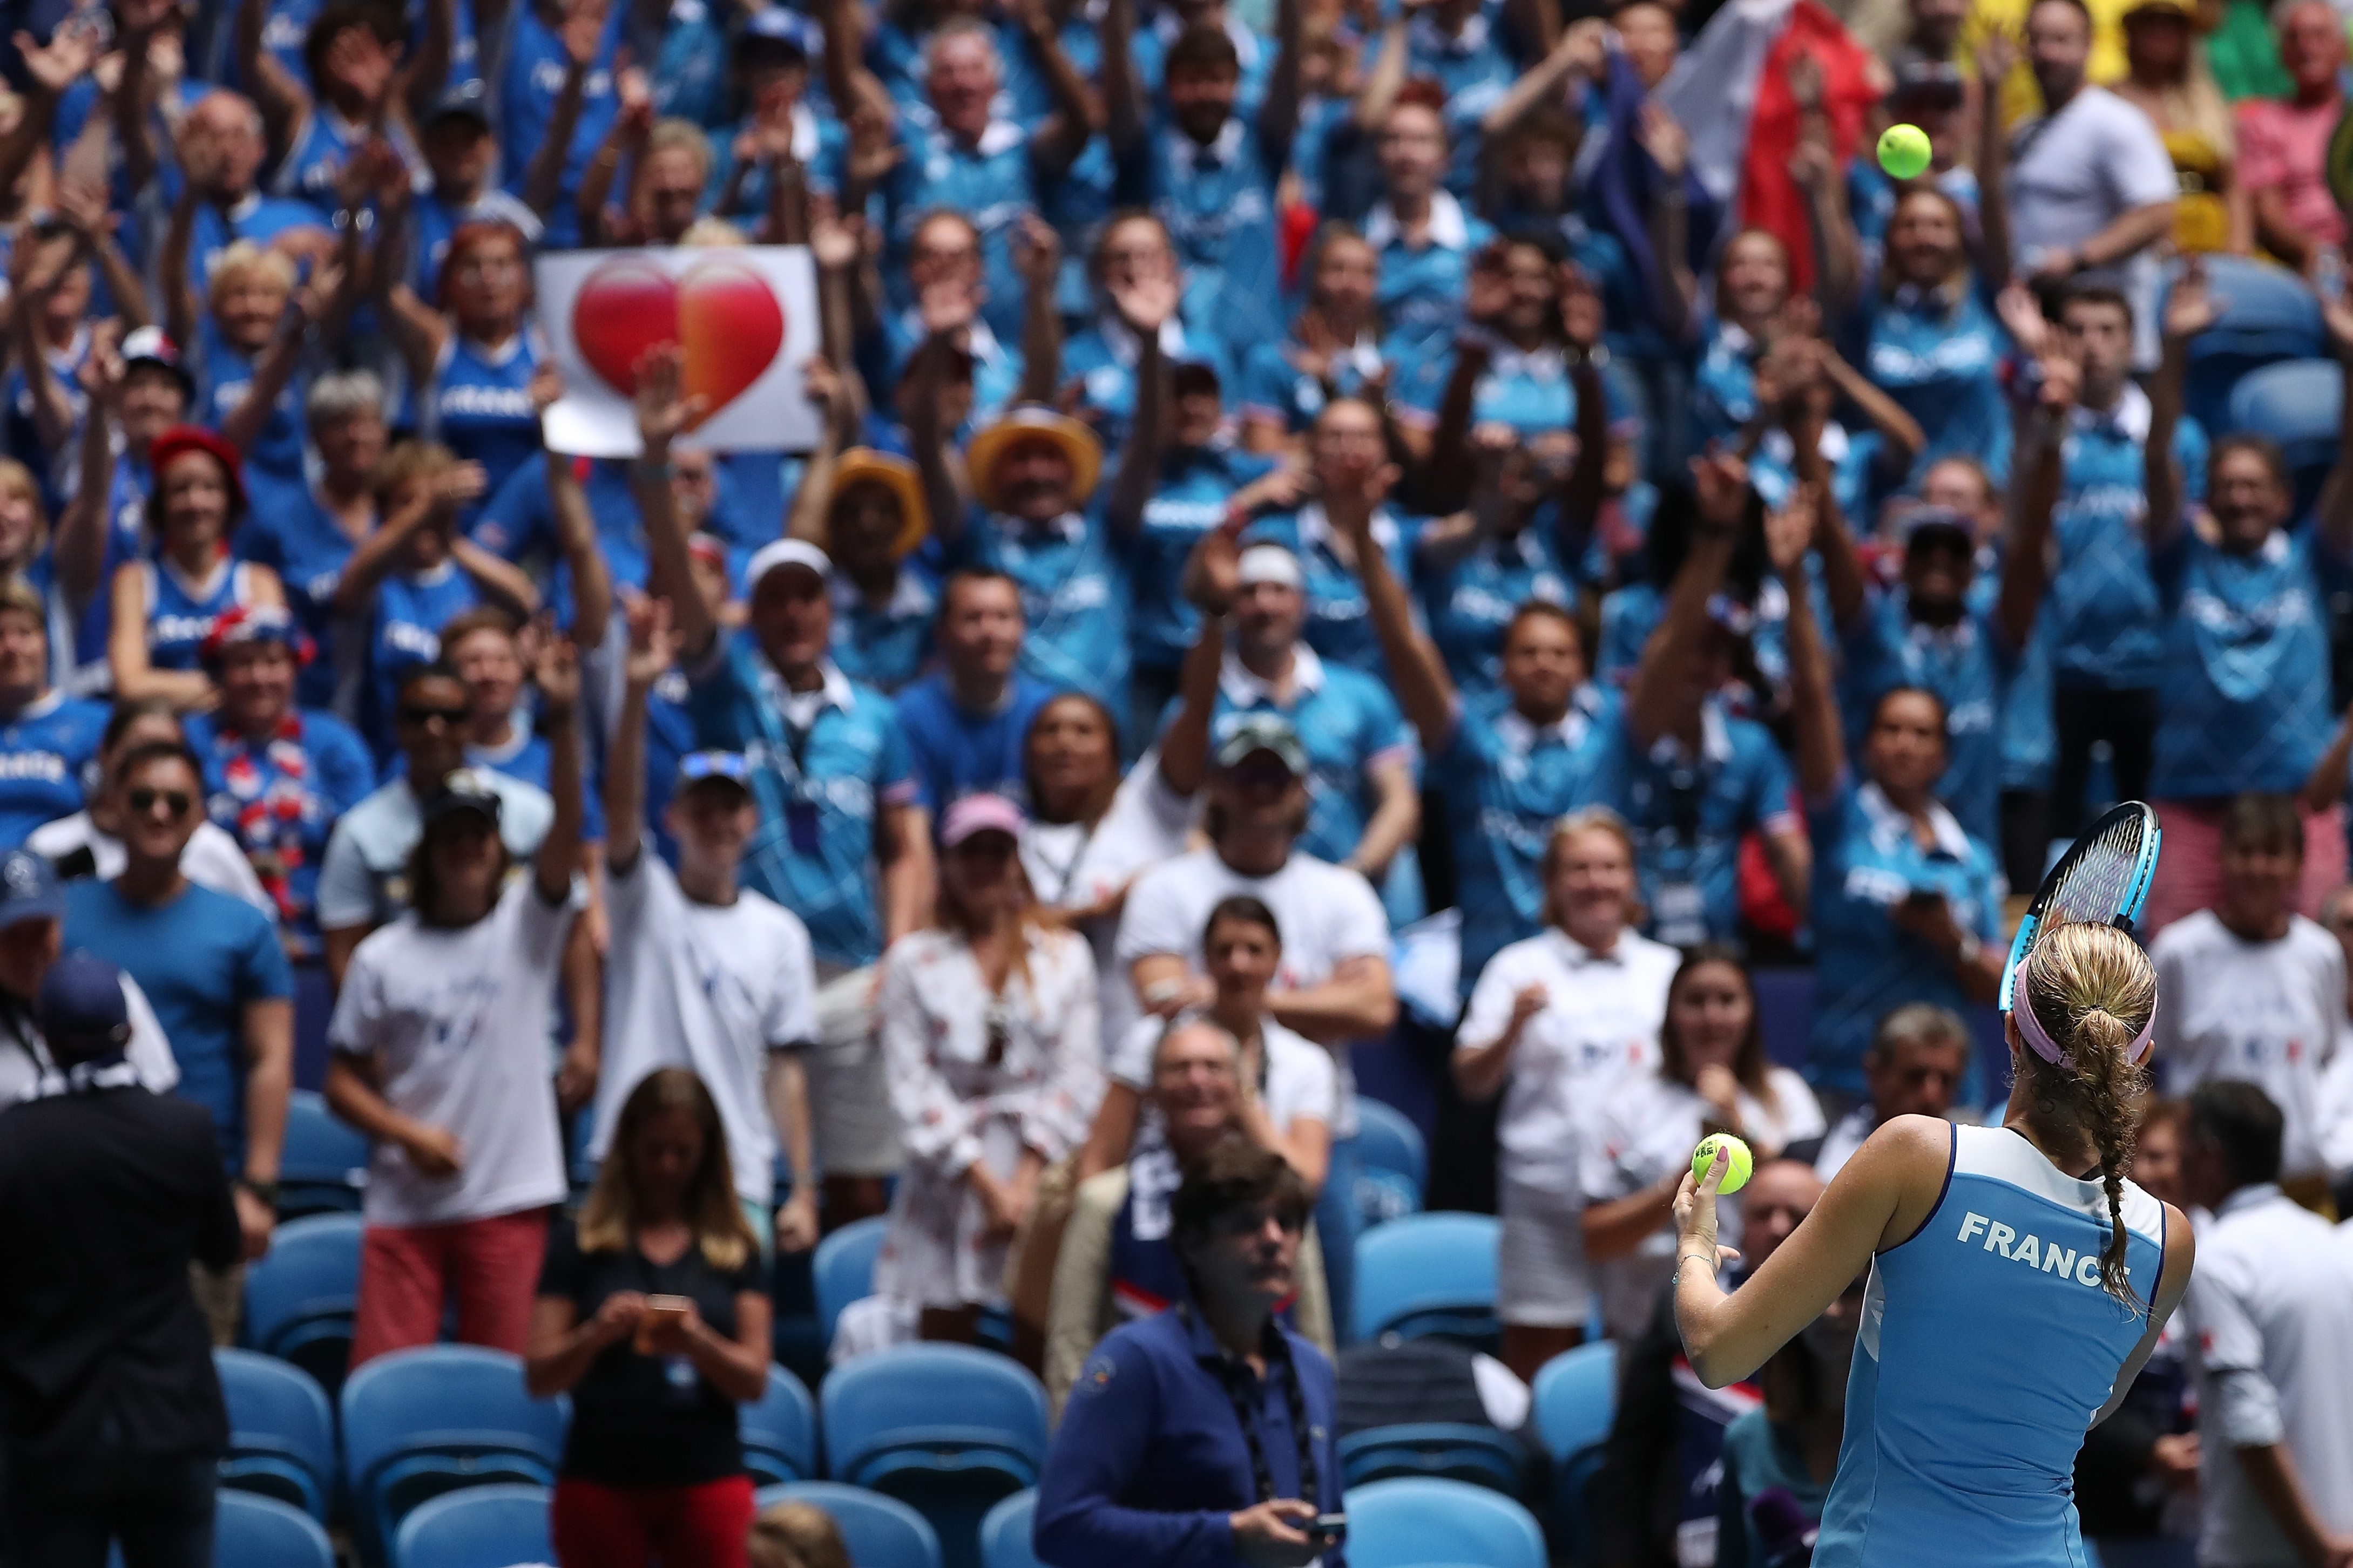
[745,538,833,590]
[1236,544,1303,589]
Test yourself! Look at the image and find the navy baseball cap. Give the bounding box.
[421,769,504,830]
[0,850,65,929]
[425,79,495,130]
[678,750,754,799]
[737,7,820,56]
[37,952,130,1056]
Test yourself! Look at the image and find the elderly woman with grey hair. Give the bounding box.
[234,369,392,707]
[1043,1015,1335,1417]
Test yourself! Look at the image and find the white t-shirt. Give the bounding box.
[1021,751,1198,1049]
[29,811,275,919]
[0,975,178,1105]
[2153,911,2344,1179]
[1114,847,1390,1138]
[2185,1184,2353,1566]
[1456,927,1681,1199]
[2005,85,2179,365]
[327,878,576,1226]
[1110,1013,1338,1136]
[594,852,819,1205]
[1579,1066,1825,1340]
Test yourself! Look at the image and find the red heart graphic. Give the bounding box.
[678,260,786,427]
[571,259,676,397]
[569,256,788,428]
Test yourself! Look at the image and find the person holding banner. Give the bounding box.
[634,343,934,1229]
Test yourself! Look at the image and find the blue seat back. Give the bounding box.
[814,1217,889,1347]
[1341,1477,1547,1568]
[2178,256,2325,433]
[822,1345,1050,1568]
[240,1213,363,1394]
[278,1091,368,1218]
[743,1366,822,1487]
[391,1483,552,1568]
[1336,1423,1525,1494]
[757,1481,943,1568]
[341,1346,567,1560]
[215,1490,336,1568]
[1533,1340,1620,1564]
[1351,1098,1427,1194]
[978,1490,1044,1568]
[215,1349,336,1521]
[1350,1212,1501,1345]
[2229,356,2344,507]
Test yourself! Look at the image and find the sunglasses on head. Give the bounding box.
[399,704,469,727]
[129,788,193,819]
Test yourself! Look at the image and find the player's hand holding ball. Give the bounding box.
[1674,1135,1753,1279]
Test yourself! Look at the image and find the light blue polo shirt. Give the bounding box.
[1132,443,1280,675]
[1129,112,1286,357]
[950,504,1132,713]
[881,117,1040,348]
[1366,192,1495,366]
[1840,585,2019,847]
[1859,279,2014,487]
[1201,646,1415,868]
[1243,506,1418,678]
[685,646,919,970]
[2046,385,2207,691]
[1414,518,1577,705]
[1621,702,1800,946]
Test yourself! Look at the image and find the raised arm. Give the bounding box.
[400,0,459,128]
[55,326,125,610]
[539,369,612,646]
[1627,454,1746,749]
[604,594,678,874]
[235,0,312,164]
[369,167,451,390]
[2146,261,2216,555]
[576,87,653,248]
[1822,348,1925,473]
[905,284,977,546]
[1,28,98,209]
[9,234,86,458]
[1340,469,1458,752]
[1351,14,1407,133]
[1637,104,1700,344]
[627,344,717,658]
[530,632,586,901]
[1102,264,1176,540]
[224,256,359,454]
[786,358,850,546]
[1552,277,1610,563]
[1782,472,1844,803]
[523,8,601,220]
[157,175,204,355]
[1975,34,2016,287]
[1013,215,1064,405]
[1020,0,1100,179]
[112,10,162,199]
[1160,521,1242,796]
[1998,436,2073,682]
[1787,59,1860,315]
[1256,0,1303,166]
[332,470,468,615]
[56,176,150,333]
[1101,0,1143,153]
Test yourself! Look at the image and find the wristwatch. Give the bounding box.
[238,1176,280,1207]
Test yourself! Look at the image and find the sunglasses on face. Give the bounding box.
[399,704,469,728]
[128,788,193,819]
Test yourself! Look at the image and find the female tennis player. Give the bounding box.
[1673,919,2195,1568]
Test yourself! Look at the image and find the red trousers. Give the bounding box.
[349,1207,550,1368]
[550,1475,756,1568]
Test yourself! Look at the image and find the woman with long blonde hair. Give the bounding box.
[875,792,1103,1343]
[1672,921,2195,1568]
[528,1066,774,1568]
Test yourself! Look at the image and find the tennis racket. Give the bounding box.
[1996,801,2163,1013]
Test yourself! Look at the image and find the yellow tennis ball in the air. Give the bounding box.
[1693,1133,1754,1194]
[1877,123,1932,180]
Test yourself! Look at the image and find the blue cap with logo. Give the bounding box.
[37,952,130,1054]
[0,849,65,929]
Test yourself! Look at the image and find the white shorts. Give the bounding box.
[806,966,903,1178]
[1497,1182,1594,1329]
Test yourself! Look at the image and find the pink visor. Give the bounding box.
[2009,954,2157,1067]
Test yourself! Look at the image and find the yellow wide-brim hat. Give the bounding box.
[966,405,1105,513]
[828,447,931,560]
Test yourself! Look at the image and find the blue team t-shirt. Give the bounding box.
[65,878,294,1169]
[892,669,1061,813]
[0,692,106,847]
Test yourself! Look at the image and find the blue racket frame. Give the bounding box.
[1996,802,2162,1014]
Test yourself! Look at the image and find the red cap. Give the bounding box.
[147,425,247,518]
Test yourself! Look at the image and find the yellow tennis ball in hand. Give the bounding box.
[1693,1133,1754,1195]
[1877,123,1932,180]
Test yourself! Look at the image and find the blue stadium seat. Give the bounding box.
[1353,1099,1427,1228]
[821,1344,1050,1568]
[215,1489,336,1568]
[756,1481,943,1568]
[1533,1340,1620,1564]
[241,1212,363,1396]
[391,1483,552,1568]
[277,1091,368,1220]
[215,1349,337,1521]
[742,1366,822,1488]
[813,1216,889,1348]
[1350,1212,1502,1348]
[1337,1422,1526,1494]
[1341,1476,1547,1568]
[2174,255,2325,435]
[340,1345,567,1564]
[978,1489,1043,1568]
[2228,357,2343,506]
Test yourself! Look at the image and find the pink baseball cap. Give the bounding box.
[939,792,1026,848]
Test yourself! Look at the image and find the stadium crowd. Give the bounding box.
[4,0,2353,1556]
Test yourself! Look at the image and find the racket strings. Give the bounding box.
[2046,817,2150,927]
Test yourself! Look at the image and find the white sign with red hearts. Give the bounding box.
[536,245,822,456]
